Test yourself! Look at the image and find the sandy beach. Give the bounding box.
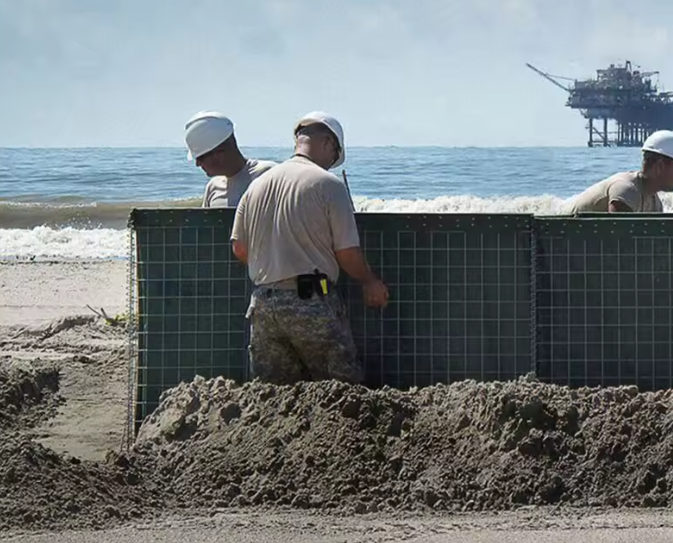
[2,260,673,542]
[0,260,128,463]
[0,261,127,328]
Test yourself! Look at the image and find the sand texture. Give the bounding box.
[2,260,673,541]
[0,260,127,327]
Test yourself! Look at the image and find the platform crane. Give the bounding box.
[525,63,571,93]
[525,62,610,146]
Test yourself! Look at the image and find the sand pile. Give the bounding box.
[0,435,164,531]
[132,375,673,513]
[0,358,61,430]
[4,355,673,532]
[0,317,160,532]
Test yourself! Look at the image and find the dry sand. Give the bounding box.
[0,260,127,327]
[1,260,128,461]
[2,260,673,542]
[4,509,673,543]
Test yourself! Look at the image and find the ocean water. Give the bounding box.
[0,146,661,260]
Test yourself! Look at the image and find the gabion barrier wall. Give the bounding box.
[126,210,673,435]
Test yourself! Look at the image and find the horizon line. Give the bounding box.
[0,144,632,151]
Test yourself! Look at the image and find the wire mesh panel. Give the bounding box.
[129,210,534,429]
[130,208,252,428]
[338,214,534,389]
[535,216,673,390]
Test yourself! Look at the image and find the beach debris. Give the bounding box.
[10,315,97,341]
[85,305,128,327]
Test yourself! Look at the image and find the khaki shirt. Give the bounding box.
[202,159,277,208]
[231,155,360,286]
[560,171,663,214]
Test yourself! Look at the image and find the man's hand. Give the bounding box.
[334,246,389,308]
[362,278,389,308]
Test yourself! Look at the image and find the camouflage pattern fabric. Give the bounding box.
[245,286,363,385]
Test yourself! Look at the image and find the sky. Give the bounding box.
[0,0,672,148]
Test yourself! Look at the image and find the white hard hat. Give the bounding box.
[184,111,235,160]
[294,111,345,169]
[642,130,673,160]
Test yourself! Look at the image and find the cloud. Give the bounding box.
[500,0,539,26]
[3,0,673,147]
[0,0,122,73]
[470,0,540,26]
[585,12,669,63]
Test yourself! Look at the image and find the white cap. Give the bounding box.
[184,111,235,160]
[642,130,673,160]
[293,111,345,169]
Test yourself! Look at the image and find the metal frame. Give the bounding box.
[124,220,139,451]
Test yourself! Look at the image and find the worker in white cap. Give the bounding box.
[230,111,389,386]
[561,130,673,214]
[184,111,277,208]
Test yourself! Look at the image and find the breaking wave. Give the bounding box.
[3,193,673,260]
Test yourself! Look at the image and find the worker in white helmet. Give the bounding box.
[184,111,277,208]
[230,111,389,386]
[561,130,673,214]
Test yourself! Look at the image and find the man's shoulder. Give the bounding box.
[604,170,639,188]
[248,159,278,178]
[255,156,337,184]
[284,156,340,176]
[203,175,227,193]
[296,161,345,191]
[246,157,345,197]
[573,171,639,200]
[242,160,279,192]
[250,158,278,171]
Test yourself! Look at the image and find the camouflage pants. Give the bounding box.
[245,286,363,386]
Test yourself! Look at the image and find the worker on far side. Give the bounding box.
[184,111,277,208]
[230,111,389,386]
[560,130,673,214]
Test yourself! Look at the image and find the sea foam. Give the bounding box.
[3,193,672,260]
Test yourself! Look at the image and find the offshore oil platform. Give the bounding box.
[527,60,673,147]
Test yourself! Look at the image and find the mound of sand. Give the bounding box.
[0,358,61,430]
[4,322,673,532]
[0,435,163,531]
[131,375,673,514]
[0,315,155,532]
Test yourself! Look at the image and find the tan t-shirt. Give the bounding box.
[560,171,663,214]
[230,155,360,286]
[202,159,277,208]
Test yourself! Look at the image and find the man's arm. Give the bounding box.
[326,180,369,281]
[232,240,248,264]
[334,244,388,307]
[608,200,633,212]
[608,180,640,212]
[334,247,377,284]
[230,195,248,264]
[327,180,388,307]
[202,181,213,208]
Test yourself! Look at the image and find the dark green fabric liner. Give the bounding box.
[129,209,673,430]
